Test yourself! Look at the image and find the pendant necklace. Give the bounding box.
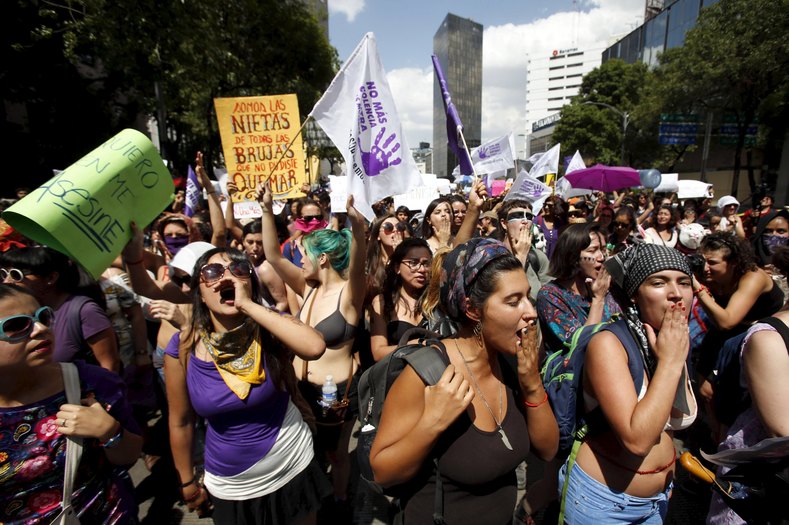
[454,340,513,451]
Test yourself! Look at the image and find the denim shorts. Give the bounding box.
[558,460,671,524]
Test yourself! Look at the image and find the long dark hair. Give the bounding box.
[548,222,604,280]
[181,247,288,390]
[382,238,431,321]
[366,213,397,302]
[419,198,451,240]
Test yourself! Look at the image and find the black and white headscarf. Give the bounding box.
[605,244,692,378]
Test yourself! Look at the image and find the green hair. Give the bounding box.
[302,228,352,273]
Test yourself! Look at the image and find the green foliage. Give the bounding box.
[1,0,338,188]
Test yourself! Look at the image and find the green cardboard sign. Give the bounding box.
[2,129,174,277]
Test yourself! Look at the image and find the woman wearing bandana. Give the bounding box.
[282,200,328,269]
[751,209,789,267]
[558,244,698,524]
[165,247,330,524]
[370,238,558,525]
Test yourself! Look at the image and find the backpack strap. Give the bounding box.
[558,438,583,525]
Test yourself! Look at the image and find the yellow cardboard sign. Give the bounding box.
[214,94,306,217]
[2,129,174,277]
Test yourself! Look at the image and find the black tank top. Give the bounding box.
[401,380,530,524]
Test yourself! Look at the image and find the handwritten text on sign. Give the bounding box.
[215,95,306,211]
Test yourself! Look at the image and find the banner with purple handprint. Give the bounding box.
[452,133,515,177]
[310,33,422,221]
[504,169,553,214]
[432,55,474,177]
[184,165,200,217]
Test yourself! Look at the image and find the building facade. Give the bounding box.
[432,13,483,179]
[411,142,433,175]
[523,46,603,158]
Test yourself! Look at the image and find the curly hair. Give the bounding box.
[700,231,758,277]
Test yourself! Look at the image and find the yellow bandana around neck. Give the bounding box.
[201,318,266,399]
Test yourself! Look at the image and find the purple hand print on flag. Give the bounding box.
[359,126,401,177]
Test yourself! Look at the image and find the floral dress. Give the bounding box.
[0,362,139,524]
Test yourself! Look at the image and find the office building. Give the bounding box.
[524,46,604,157]
[411,142,433,175]
[432,13,483,179]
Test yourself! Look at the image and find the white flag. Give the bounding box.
[310,33,422,221]
[452,133,515,176]
[529,143,560,179]
[505,169,553,214]
[555,150,592,199]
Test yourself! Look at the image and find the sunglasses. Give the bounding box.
[382,222,407,234]
[0,268,32,283]
[302,214,323,222]
[506,211,534,222]
[168,267,192,287]
[199,261,252,285]
[401,259,431,271]
[568,211,585,218]
[0,306,54,342]
[614,221,631,228]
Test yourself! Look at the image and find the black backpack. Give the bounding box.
[356,327,449,493]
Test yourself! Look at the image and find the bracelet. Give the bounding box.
[99,425,123,448]
[179,476,196,489]
[523,390,549,408]
[124,257,144,266]
[695,285,710,297]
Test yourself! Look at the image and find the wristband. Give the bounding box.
[179,476,196,488]
[99,426,123,448]
[523,390,549,408]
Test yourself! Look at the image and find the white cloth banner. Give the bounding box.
[677,180,714,200]
[310,33,422,221]
[452,133,515,176]
[504,169,553,214]
[555,151,592,199]
[328,175,348,213]
[529,143,560,179]
[654,173,679,193]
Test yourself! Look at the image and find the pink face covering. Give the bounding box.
[294,217,327,233]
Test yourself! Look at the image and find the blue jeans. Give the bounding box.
[558,460,671,524]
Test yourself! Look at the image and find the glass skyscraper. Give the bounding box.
[432,13,483,179]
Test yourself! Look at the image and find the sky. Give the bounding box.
[327,0,645,150]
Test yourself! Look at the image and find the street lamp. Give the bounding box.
[583,101,630,166]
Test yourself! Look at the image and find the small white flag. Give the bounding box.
[452,133,515,176]
[556,151,592,199]
[529,143,560,179]
[310,33,422,221]
[505,169,553,214]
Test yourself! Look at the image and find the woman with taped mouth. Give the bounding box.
[370,238,558,525]
[258,183,367,512]
[558,244,697,524]
[164,246,330,523]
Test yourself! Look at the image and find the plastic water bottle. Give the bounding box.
[321,375,337,410]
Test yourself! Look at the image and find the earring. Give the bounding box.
[473,321,483,348]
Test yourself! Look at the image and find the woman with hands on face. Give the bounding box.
[420,198,455,254]
[558,244,697,524]
[370,238,558,525]
[0,284,143,524]
[164,247,329,523]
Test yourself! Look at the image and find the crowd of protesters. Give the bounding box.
[0,163,787,525]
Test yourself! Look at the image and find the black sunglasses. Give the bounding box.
[506,211,534,222]
[382,222,407,234]
[0,306,54,342]
[302,214,323,222]
[199,261,252,285]
[614,221,632,228]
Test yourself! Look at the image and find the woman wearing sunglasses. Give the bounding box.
[0,247,120,374]
[0,284,143,524]
[282,199,328,270]
[258,184,366,511]
[366,214,408,303]
[608,206,644,255]
[369,238,432,361]
[165,247,330,523]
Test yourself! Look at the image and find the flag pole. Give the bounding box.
[265,115,312,187]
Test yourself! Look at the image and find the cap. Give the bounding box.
[717,195,740,212]
[480,210,498,221]
[169,242,215,276]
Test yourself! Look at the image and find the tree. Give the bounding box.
[551,59,659,168]
[646,0,789,197]
[1,0,338,190]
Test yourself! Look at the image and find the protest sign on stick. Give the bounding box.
[2,129,174,277]
[214,94,307,218]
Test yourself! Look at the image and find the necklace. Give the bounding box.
[453,340,513,451]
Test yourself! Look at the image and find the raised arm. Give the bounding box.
[585,306,688,456]
[194,151,227,248]
[343,195,368,315]
[256,182,306,296]
[122,222,191,303]
[455,180,488,245]
[224,181,244,243]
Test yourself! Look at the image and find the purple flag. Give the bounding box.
[431,55,473,176]
[184,165,200,217]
